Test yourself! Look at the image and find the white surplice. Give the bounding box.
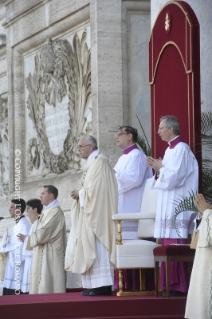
[1,216,31,291]
[152,142,198,238]
[114,148,153,239]
[21,225,33,293]
[79,150,114,288]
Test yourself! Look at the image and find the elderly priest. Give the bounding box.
[65,135,118,296]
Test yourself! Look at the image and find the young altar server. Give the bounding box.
[113,125,152,290]
[17,199,43,293]
[147,115,198,295]
[1,199,31,295]
[28,185,66,294]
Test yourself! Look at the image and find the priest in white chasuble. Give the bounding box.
[185,194,212,319]
[147,115,198,295]
[1,199,31,295]
[65,135,118,296]
[29,185,66,294]
[113,126,153,290]
[17,199,43,294]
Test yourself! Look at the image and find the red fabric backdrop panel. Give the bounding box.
[149,1,201,173]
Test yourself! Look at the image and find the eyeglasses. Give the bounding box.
[77,144,91,149]
[158,126,167,131]
[116,132,128,137]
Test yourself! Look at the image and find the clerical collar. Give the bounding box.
[123,144,138,155]
[45,199,60,209]
[168,136,183,149]
[87,149,99,162]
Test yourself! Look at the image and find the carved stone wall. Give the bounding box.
[0,0,151,290]
[25,28,91,178]
[0,97,8,198]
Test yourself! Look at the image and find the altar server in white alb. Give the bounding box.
[114,126,152,240]
[147,115,198,294]
[1,199,31,295]
[65,135,118,296]
[17,199,43,294]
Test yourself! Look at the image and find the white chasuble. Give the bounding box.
[29,206,66,294]
[65,152,118,288]
[21,225,33,293]
[152,142,198,239]
[114,148,152,239]
[185,209,212,319]
[1,216,31,291]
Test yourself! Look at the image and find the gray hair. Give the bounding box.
[83,135,98,150]
[160,115,180,136]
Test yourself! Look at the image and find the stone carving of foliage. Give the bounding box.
[26,29,91,176]
[0,98,9,198]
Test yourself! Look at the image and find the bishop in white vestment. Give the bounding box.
[147,116,198,293]
[65,135,118,296]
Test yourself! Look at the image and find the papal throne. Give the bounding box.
[112,177,161,296]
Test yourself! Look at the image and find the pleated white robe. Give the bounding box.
[114,148,152,239]
[152,142,198,239]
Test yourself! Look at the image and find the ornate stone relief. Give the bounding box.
[0,98,8,198]
[26,29,91,176]
[27,138,41,174]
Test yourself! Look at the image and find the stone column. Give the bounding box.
[90,0,123,164]
[151,0,212,112]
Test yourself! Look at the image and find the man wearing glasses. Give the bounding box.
[113,126,152,290]
[65,135,118,296]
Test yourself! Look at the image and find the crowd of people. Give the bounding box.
[0,114,208,317]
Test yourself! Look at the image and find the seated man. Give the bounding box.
[65,135,118,296]
[1,199,31,295]
[185,194,212,319]
[28,185,66,294]
[17,199,43,294]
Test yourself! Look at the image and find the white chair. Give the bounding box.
[112,178,161,296]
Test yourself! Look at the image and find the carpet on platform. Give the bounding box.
[0,290,187,319]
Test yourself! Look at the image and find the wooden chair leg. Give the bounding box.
[155,261,159,297]
[139,269,146,291]
[118,269,123,294]
[166,257,170,298]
